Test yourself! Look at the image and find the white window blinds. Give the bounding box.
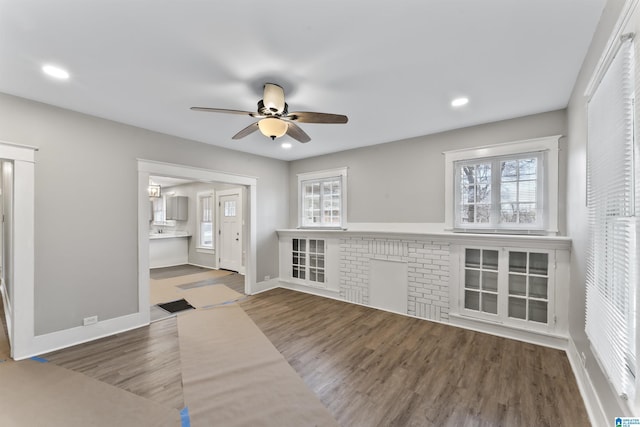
[586,36,638,401]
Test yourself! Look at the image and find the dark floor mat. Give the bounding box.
[157,298,195,313]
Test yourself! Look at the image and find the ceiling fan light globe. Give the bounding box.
[258,117,288,140]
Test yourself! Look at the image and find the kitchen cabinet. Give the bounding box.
[166,196,188,221]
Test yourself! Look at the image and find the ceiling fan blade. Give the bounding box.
[232,122,260,140]
[284,111,348,124]
[190,107,261,117]
[286,122,311,143]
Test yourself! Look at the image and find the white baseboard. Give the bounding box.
[250,277,280,295]
[13,312,148,361]
[448,313,569,350]
[566,339,608,427]
[278,281,341,299]
[187,262,217,270]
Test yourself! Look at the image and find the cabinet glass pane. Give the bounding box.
[465,249,481,268]
[529,276,548,299]
[508,274,527,296]
[482,293,498,314]
[529,252,548,275]
[529,300,548,323]
[293,266,305,280]
[465,291,480,310]
[317,272,325,283]
[309,240,316,252]
[509,252,527,273]
[508,297,526,319]
[482,271,498,292]
[482,250,499,270]
[465,269,480,289]
[316,240,325,254]
[309,270,317,281]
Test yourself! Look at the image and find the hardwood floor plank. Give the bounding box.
[239,288,590,427]
[44,317,184,410]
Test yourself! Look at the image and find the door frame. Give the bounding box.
[0,141,37,360]
[216,187,245,274]
[138,160,257,307]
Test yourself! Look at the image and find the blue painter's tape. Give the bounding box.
[180,407,190,427]
[30,356,48,363]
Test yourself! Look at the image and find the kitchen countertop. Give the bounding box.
[149,232,191,240]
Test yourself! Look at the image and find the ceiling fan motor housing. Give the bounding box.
[258,100,288,117]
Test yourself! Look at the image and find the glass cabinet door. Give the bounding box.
[463,248,499,315]
[508,251,549,323]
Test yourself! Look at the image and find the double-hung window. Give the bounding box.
[197,192,214,250]
[455,152,544,230]
[298,167,347,228]
[444,136,560,234]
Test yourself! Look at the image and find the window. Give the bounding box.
[455,152,543,230]
[444,136,560,234]
[297,167,347,228]
[585,35,637,402]
[292,238,325,284]
[197,192,214,250]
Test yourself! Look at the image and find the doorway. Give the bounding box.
[138,160,257,323]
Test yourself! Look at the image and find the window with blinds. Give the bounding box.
[586,36,638,401]
[454,152,545,231]
[198,193,214,249]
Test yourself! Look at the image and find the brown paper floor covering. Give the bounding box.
[177,305,339,427]
[0,360,181,427]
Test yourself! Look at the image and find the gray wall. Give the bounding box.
[566,0,627,418]
[289,110,567,232]
[0,92,288,335]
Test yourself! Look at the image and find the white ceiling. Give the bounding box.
[0,0,605,161]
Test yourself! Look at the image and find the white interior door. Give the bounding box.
[217,189,243,273]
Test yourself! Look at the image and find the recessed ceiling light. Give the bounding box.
[281,142,292,149]
[42,64,70,80]
[451,97,469,107]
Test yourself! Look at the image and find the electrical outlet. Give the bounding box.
[83,315,98,326]
[264,275,271,281]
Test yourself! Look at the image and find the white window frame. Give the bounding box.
[297,167,348,229]
[444,136,560,235]
[196,191,215,252]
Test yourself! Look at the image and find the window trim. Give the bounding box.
[444,135,560,235]
[297,167,348,229]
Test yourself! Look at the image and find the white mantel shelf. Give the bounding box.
[276,228,572,250]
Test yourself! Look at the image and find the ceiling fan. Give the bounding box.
[190,83,348,143]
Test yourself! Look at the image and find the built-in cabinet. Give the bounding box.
[166,196,188,221]
[278,234,340,293]
[460,246,555,330]
[277,229,571,347]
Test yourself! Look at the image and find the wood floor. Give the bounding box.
[38,282,588,426]
[44,316,184,411]
[239,288,590,427]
